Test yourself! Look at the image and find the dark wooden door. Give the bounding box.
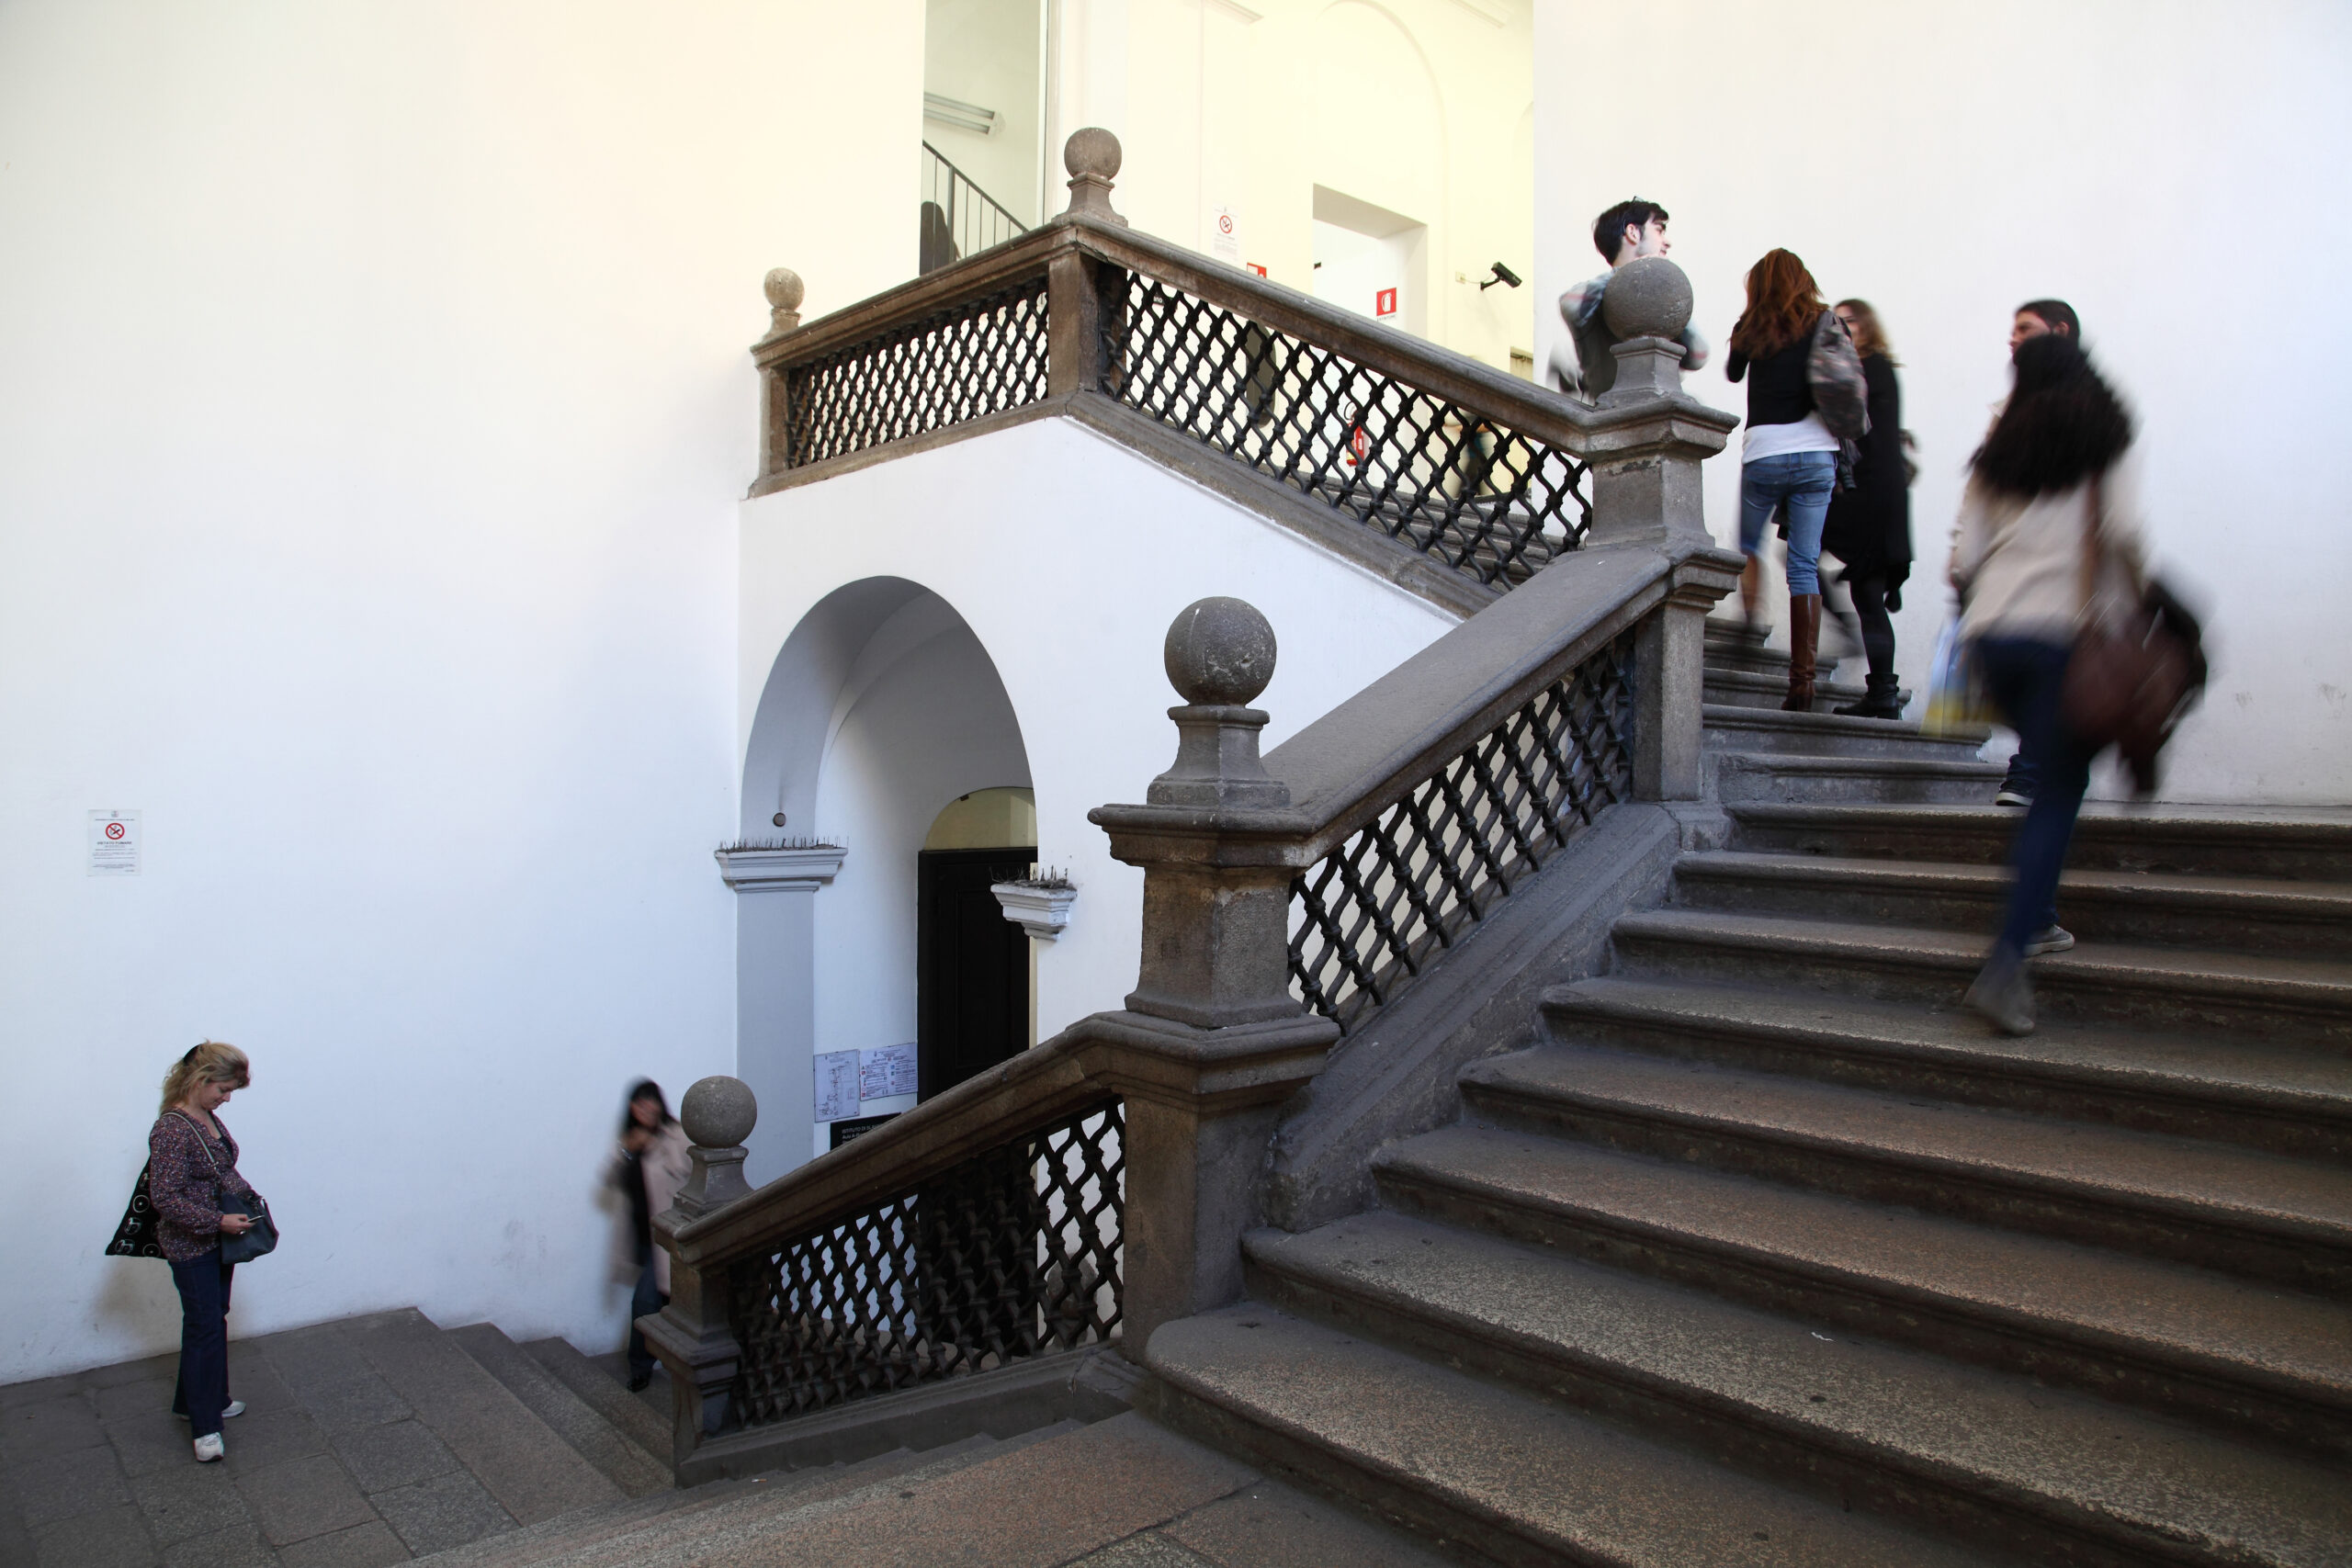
[916,847,1034,1101]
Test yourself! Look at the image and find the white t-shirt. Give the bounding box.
[1741,411,1838,462]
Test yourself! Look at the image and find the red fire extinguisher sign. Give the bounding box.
[1375,288,1398,318]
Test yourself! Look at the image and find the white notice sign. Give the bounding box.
[89,811,141,876]
[1210,203,1241,265]
[812,1050,859,1122]
[860,1043,918,1101]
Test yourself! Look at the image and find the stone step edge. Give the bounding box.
[1670,852,2352,918]
[1460,1047,2352,1278]
[1371,1127,2352,1454]
[523,1337,674,1471]
[1241,1219,2349,1568]
[1713,751,2006,779]
[1702,703,1990,744]
[1142,1303,1997,1568]
[1538,979,2352,1127]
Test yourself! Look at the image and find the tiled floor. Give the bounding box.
[0,1312,610,1568]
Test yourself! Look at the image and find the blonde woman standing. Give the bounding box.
[150,1043,261,1462]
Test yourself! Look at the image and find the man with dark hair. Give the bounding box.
[1548,197,1709,402]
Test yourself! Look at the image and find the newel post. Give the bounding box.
[754,267,804,485]
[644,1075,758,1466]
[1088,600,1339,1359]
[1578,255,1742,800]
[1047,128,1128,399]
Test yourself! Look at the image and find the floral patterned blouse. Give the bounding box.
[147,1112,254,1263]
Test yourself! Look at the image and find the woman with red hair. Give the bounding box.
[1725,250,1869,709]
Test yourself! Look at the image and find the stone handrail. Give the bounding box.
[750,130,1732,607]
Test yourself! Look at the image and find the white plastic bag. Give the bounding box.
[1921,612,1995,737]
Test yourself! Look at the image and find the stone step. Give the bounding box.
[1460,1043,2352,1293]
[1671,852,2352,959]
[1703,666,1871,713]
[1729,803,2352,881]
[339,1308,626,1529]
[1145,1302,1999,1568]
[1373,1124,2352,1457]
[1240,1213,2352,1568]
[1703,617,1850,682]
[520,1338,673,1478]
[446,1325,671,1499]
[1607,908,2352,1047]
[1542,976,2352,1162]
[1713,750,2008,807]
[1703,704,1990,761]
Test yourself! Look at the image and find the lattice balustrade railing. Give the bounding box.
[725,1099,1124,1427]
[1104,275,1594,590]
[1289,629,1637,1032]
[783,275,1050,468]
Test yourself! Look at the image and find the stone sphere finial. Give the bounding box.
[1163,597,1276,707]
[1064,128,1122,183]
[681,1076,757,1149]
[763,268,804,313]
[1600,255,1694,343]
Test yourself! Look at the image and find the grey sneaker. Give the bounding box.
[1963,951,2036,1036]
[2024,925,2075,956]
[193,1433,224,1463]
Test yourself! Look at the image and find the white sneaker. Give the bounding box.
[193,1433,225,1462]
[2024,925,2075,956]
[221,1401,245,1419]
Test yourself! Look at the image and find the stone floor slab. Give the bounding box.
[254,1331,364,1399]
[368,1468,511,1557]
[110,1413,206,1480]
[1070,1533,1220,1566]
[130,1462,254,1548]
[295,1378,412,1439]
[32,1502,158,1568]
[160,1521,276,1568]
[275,1517,411,1568]
[7,1440,133,1530]
[333,1422,458,1495]
[83,1356,181,1393]
[96,1379,181,1427]
[1,1395,107,1457]
[1162,1480,1453,1568]
[216,1410,332,1476]
[237,1453,376,1548]
[0,1374,82,1411]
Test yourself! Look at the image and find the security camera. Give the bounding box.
[1479,262,1524,291]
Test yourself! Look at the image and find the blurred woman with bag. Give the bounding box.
[614,1080,692,1391]
[1948,334,2148,1035]
[1725,250,1871,710]
[147,1042,265,1462]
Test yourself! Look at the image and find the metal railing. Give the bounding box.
[728,1098,1123,1424]
[921,142,1029,276]
[1289,629,1635,1032]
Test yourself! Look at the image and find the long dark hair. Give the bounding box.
[1973,333,2133,498]
[1729,250,1826,359]
[619,1079,675,1137]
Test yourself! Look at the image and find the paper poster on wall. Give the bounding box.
[1210,204,1241,265]
[859,1043,918,1100]
[812,1050,859,1122]
[89,811,140,876]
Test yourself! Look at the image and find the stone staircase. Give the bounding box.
[0,1304,1445,1566]
[1145,626,2352,1566]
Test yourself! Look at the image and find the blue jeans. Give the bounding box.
[169,1249,235,1438]
[1973,636,2093,956]
[1738,452,1837,594]
[627,1257,668,1379]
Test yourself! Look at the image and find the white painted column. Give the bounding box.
[716,846,846,1186]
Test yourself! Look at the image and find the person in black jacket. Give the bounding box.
[1820,299,1913,718]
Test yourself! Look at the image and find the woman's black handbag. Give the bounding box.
[106,1113,280,1264]
[220,1191,278,1265]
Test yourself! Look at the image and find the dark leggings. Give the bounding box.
[1847,573,1897,681]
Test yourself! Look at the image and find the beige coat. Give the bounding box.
[609,1123,695,1294]
[1949,449,2147,646]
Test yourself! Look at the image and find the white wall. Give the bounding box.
[737,416,1458,1173]
[0,1,923,1382]
[926,0,1047,224]
[1534,0,2352,804]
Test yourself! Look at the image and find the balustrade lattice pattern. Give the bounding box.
[784,276,1049,468]
[1104,276,1594,589]
[726,1100,1124,1426]
[1290,630,1636,1032]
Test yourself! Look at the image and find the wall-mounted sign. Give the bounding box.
[1246,263,1267,277]
[814,1043,920,1122]
[1375,287,1398,318]
[89,810,140,876]
[1210,204,1241,265]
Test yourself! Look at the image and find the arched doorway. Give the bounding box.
[734,579,1033,1179]
[917,787,1035,1100]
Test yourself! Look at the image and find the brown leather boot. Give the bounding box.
[1781,593,1821,711]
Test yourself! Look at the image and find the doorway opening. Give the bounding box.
[917,787,1035,1101]
[1311,186,1429,339]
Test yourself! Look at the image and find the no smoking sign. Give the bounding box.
[89,810,141,875]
